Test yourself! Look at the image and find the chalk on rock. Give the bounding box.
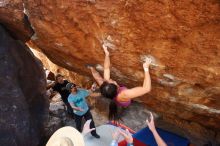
[0,0,8,7]
[163,73,176,81]
[55,42,63,47]
[66,62,73,67]
[141,55,155,65]
[87,0,96,3]
[102,35,116,50]
[96,64,104,71]
[140,54,165,69]
[157,78,181,87]
[23,3,30,16]
[107,35,114,42]
[103,41,116,50]
[31,33,38,40]
[85,64,96,69]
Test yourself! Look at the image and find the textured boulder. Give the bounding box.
[0,25,48,146]
[0,0,34,41]
[0,0,220,145]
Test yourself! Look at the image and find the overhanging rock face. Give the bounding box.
[0,0,34,41]
[0,0,220,144]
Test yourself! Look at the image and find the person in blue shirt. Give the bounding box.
[66,83,100,138]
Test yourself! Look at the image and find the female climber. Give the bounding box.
[88,44,152,121]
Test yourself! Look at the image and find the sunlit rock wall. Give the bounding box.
[0,0,219,145]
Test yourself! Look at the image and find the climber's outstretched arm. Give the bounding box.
[103,44,111,81]
[89,67,104,86]
[119,59,151,99]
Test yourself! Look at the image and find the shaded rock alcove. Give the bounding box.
[0,25,48,146]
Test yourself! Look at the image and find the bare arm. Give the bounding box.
[103,44,111,80]
[147,113,167,146]
[87,83,101,97]
[151,130,167,146]
[119,60,151,99]
[69,102,83,111]
[89,67,104,86]
[90,92,101,97]
[88,90,101,97]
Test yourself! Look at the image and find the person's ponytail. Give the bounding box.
[99,82,119,121]
[109,100,120,122]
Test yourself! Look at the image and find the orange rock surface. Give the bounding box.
[0,0,220,144]
[31,48,92,88]
[0,0,33,41]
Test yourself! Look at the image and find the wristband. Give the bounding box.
[144,67,149,72]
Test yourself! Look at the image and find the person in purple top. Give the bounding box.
[88,44,152,121]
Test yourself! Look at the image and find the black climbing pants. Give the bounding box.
[74,109,97,136]
[64,101,73,115]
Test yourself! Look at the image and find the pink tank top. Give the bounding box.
[114,86,131,107]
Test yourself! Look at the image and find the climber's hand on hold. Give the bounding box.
[143,57,152,69]
[103,44,110,56]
